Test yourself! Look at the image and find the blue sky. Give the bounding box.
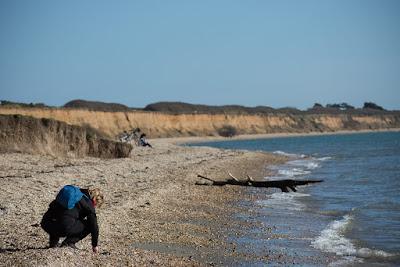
[1,0,399,109]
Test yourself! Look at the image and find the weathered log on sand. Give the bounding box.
[196,173,323,192]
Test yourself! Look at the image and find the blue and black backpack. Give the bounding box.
[56,185,86,209]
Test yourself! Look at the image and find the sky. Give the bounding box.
[0,0,399,110]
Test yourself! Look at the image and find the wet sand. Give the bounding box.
[0,138,291,266]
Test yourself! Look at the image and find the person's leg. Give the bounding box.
[49,235,60,248]
[41,219,62,248]
[143,142,152,147]
[61,220,90,247]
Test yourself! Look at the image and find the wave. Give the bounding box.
[269,152,322,179]
[273,150,331,162]
[316,156,332,161]
[261,192,310,211]
[273,150,306,158]
[312,215,395,260]
[278,168,311,177]
[288,159,320,170]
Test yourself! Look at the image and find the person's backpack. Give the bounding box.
[56,185,85,209]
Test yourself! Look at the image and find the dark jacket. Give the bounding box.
[41,191,99,247]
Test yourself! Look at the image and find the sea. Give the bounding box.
[191,131,400,266]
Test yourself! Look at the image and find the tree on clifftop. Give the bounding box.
[326,103,354,110]
[313,103,323,108]
[363,102,384,111]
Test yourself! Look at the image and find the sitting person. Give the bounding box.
[139,133,152,148]
[41,185,104,253]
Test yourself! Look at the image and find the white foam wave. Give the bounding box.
[278,168,311,177]
[261,192,310,211]
[273,150,306,158]
[312,215,355,256]
[288,159,319,170]
[317,156,332,161]
[312,215,394,259]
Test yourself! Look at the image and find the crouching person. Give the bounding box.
[41,185,104,253]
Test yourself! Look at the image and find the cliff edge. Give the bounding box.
[0,114,132,158]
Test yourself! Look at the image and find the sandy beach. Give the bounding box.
[0,137,291,266]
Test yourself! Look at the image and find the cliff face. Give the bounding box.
[0,114,132,158]
[0,107,399,139]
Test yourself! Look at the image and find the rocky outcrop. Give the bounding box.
[0,114,132,158]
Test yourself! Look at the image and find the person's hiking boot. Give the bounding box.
[60,242,79,250]
[49,236,60,248]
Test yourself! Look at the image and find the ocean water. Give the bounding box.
[192,131,400,266]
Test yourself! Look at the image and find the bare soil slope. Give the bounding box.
[0,114,132,158]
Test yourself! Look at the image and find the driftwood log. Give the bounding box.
[196,173,323,193]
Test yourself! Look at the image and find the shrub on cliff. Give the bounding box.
[326,103,354,110]
[363,102,384,111]
[313,103,323,108]
[217,125,237,137]
[64,99,131,112]
[144,101,276,115]
[1,100,48,108]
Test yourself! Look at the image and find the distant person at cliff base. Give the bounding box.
[139,133,152,148]
[41,185,104,253]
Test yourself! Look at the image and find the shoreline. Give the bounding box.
[162,128,400,145]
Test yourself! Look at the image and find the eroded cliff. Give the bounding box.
[0,107,399,139]
[0,114,132,158]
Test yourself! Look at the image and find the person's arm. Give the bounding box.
[80,198,99,249]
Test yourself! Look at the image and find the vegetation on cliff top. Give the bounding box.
[64,99,134,112]
[1,99,396,115]
[143,101,394,115]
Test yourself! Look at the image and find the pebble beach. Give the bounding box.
[0,138,289,266]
